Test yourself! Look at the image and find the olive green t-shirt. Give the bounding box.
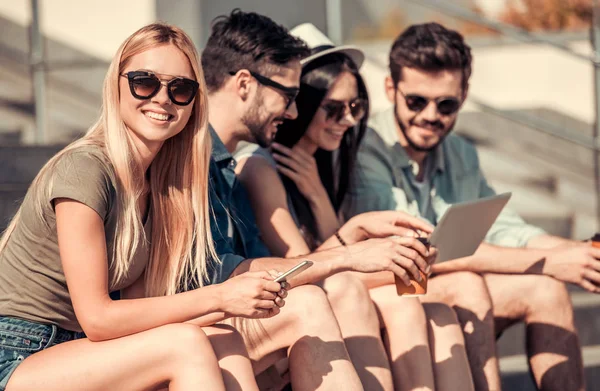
[0,145,151,332]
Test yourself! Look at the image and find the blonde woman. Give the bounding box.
[0,23,284,391]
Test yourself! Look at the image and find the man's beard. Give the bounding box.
[394,104,455,152]
[241,93,284,148]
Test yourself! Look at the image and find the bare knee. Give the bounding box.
[324,273,375,319]
[521,276,572,319]
[440,272,493,317]
[161,324,217,364]
[204,324,250,361]
[423,302,460,329]
[286,284,339,333]
[377,295,427,329]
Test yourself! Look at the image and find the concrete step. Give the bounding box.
[500,345,600,391]
[477,146,556,193]
[0,184,28,230]
[0,145,63,184]
[497,291,600,358]
[488,179,575,238]
[456,111,595,180]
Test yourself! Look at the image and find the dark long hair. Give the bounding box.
[274,52,369,248]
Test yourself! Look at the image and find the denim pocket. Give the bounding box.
[0,330,44,353]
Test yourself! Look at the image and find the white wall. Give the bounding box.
[0,0,156,60]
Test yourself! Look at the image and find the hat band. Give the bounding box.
[312,44,335,53]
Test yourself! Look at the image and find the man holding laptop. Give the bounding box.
[344,22,593,391]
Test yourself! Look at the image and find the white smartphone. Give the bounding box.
[274,260,314,283]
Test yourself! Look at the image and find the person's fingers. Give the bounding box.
[260,291,278,300]
[392,212,434,233]
[276,164,301,180]
[277,288,288,298]
[266,306,281,318]
[263,280,283,293]
[580,278,600,294]
[393,242,428,274]
[273,153,303,171]
[384,225,419,238]
[586,256,600,272]
[271,142,293,156]
[387,262,411,286]
[391,254,422,282]
[391,236,429,258]
[274,296,286,308]
[426,247,438,267]
[257,299,277,309]
[588,246,600,260]
[582,268,600,285]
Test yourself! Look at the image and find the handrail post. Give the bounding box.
[325,0,343,45]
[593,0,600,231]
[30,0,46,145]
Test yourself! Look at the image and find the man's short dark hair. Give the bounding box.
[389,22,472,91]
[202,9,310,92]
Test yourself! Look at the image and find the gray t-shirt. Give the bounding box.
[0,145,150,331]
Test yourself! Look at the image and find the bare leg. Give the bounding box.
[420,302,475,391]
[484,273,584,391]
[369,285,435,391]
[427,272,501,391]
[204,324,259,391]
[323,272,394,391]
[225,284,363,391]
[6,323,226,391]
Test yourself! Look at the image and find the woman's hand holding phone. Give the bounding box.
[218,271,286,319]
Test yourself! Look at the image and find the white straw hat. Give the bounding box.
[290,23,365,69]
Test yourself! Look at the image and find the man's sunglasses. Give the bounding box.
[229,70,300,110]
[321,98,367,123]
[121,71,199,106]
[397,87,461,116]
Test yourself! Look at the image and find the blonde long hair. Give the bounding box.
[0,23,217,296]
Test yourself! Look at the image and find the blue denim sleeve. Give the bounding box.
[207,192,246,285]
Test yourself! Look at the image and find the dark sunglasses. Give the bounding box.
[321,98,367,123]
[229,70,300,109]
[121,71,199,106]
[397,87,461,116]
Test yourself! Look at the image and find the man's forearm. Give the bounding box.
[526,234,574,250]
[231,247,352,287]
[431,242,550,275]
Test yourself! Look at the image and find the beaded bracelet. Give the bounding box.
[334,230,347,247]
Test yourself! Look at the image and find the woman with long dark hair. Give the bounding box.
[235,24,475,391]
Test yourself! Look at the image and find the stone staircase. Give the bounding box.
[453,112,600,390]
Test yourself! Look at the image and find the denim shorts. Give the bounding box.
[0,316,85,390]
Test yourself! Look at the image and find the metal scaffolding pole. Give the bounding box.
[594,0,600,229]
[30,0,46,144]
[325,0,343,45]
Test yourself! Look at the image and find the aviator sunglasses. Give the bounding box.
[397,87,461,116]
[229,70,300,110]
[121,71,199,106]
[321,97,367,123]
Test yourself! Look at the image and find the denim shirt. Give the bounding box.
[342,107,546,248]
[207,126,271,284]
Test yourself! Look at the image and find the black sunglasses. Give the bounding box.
[321,98,367,123]
[397,87,461,116]
[121,71,199,106]
[229,70,300,109]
